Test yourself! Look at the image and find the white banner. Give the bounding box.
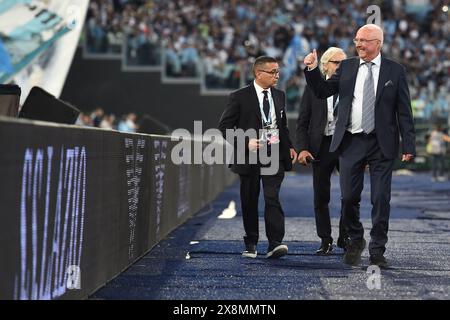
[8,0,89,104]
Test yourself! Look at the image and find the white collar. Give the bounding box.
[359,53,381,67]
[253,81,271,95]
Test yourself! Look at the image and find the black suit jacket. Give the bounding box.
[304,56,416,159]
[296,84,336,157]
[218,84,293,175]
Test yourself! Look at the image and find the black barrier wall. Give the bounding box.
[0,117,235,300]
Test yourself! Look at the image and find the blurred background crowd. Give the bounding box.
[84,0,449,120]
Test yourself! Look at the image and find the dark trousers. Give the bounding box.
[239,163,285,248]
[339,132,395,255]
[312,135,346,243]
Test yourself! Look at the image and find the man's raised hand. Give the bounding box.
[304,49,318,69]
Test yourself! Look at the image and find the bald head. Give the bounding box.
[358,24,384,44]
[354,24,384,62]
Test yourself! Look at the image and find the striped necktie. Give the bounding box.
[361,62,375,133]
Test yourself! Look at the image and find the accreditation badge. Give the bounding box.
[261,123,280,145]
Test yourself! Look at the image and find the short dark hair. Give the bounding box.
[253,56,277,76]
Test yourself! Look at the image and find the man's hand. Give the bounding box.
[297,150,313,166]
[401,154,414,162]
[303,49,318,70]
[248,138,263,152]
[290,148,298,164]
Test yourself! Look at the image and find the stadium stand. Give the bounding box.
[83,0,448,120]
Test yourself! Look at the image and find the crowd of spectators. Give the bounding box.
[84,0,449,119]
[76,108,138,132]
[76,107,171,135]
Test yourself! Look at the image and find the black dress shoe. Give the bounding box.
[266,244,288,259]
[343,239,366,266]
[369,254,388,268]
[316,242,333,255]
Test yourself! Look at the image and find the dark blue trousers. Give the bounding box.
[338,131,395,255]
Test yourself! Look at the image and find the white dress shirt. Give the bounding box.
[253,81,277,128]
[324,73,337,136]
[324,94,337,136]
[348,53,381,133]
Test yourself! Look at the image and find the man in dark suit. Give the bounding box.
[296,47,348,255]
[219,56,297,259]
[303,24,415,267]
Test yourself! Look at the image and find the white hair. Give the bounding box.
[319,47,346,75]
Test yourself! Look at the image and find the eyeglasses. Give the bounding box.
[353,38,380,45]
[259,69,280,75]
[328,60,342,65]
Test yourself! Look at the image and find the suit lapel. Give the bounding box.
[249,85,262,123]
[375,58,390,106]
[348,58,360,93]
[337,58,359,124]
[249,85,284,125]
[271,88,282,120]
